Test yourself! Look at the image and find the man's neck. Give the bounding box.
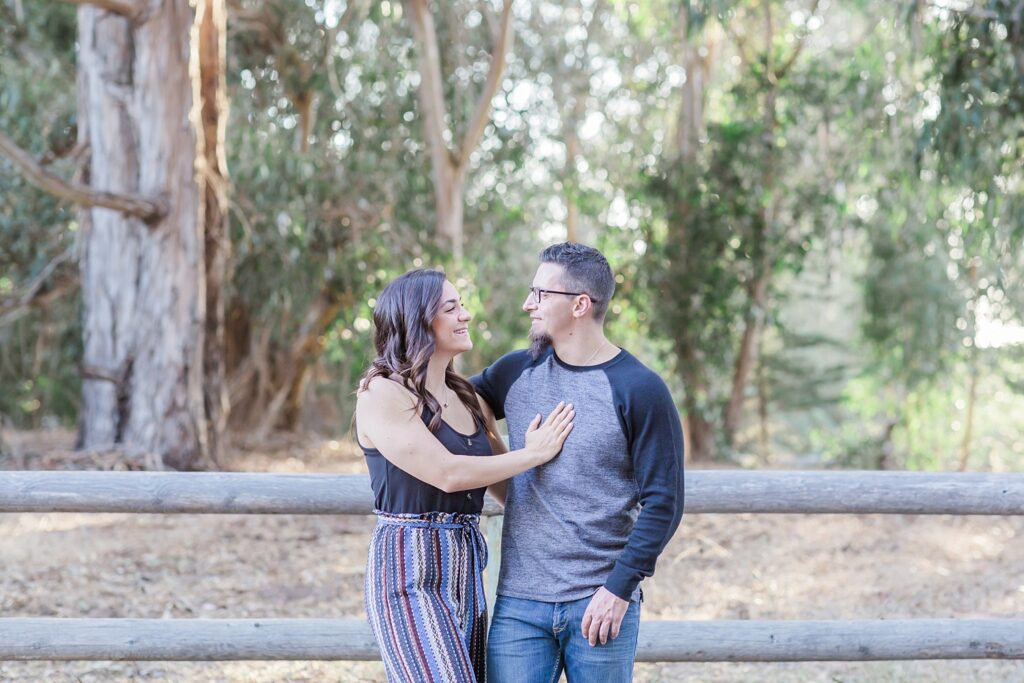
[552,324,616,366]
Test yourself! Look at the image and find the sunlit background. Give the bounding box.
[2,0,1023,472]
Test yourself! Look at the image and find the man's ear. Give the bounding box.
[572,296,592,319]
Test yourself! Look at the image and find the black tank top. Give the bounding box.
[361,405,494,514]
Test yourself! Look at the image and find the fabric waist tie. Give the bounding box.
[374,510,489,573]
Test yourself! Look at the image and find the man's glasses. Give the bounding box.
[528,287,600,304]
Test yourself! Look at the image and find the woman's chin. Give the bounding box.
[440,338,473,355]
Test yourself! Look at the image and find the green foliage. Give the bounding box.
[920,0,1023,235]
[0,2,79,427]
[3,0,1023,470]
[861,220,963,387]
[843,2,1024,469]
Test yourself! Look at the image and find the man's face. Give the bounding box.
[523,262,575,357]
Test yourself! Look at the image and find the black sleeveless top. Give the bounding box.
[361,405,494,514]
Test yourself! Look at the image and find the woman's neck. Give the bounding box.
[425,353,452,397]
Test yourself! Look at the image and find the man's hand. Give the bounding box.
[580,587,630,646]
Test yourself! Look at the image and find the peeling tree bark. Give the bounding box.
[77,6,145,452]
[197,0,230,466]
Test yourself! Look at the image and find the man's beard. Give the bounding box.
[528,331,553,361]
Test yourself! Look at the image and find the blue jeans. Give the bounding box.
[487,594,641,683]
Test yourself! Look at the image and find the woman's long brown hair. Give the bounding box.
[360,268,485,434]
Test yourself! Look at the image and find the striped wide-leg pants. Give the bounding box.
[365,510,489,683]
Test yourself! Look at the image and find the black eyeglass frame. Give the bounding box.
[528,287,600,304]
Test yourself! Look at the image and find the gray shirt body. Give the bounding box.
[472,347,685,603]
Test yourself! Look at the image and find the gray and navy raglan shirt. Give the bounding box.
[471,347,685,603]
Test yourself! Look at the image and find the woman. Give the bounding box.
[356,268,574,683]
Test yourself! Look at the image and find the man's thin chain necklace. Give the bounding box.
[581,341,608,366]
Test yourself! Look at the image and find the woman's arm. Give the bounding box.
[357,378,573,493]
[478,393,510,506]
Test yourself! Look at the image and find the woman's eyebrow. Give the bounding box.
[442,298,458,307]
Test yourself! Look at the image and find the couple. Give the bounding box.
[356,242,685,682]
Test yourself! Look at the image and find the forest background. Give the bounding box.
[2,0,1023,475]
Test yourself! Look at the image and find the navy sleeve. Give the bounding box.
[604,366,685,601]
[469,350,531,421]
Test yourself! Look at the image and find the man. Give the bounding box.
[472,242,685,682]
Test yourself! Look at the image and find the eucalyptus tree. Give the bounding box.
[402,0,514,260]
[223,0,421,435]
[638,0,859,459]
[854,0,1024,469]
[927,1,1023,468]
[0,0,229,469]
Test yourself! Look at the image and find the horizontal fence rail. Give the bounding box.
[2,470,1024,515]
[5,470,1024,665]
[1,618,1022,662]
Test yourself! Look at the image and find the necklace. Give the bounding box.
[437,385,474,447]
[581,341,608,366]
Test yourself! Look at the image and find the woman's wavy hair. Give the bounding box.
[360,268,485,433]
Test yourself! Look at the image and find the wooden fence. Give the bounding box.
[2,470,1024,662]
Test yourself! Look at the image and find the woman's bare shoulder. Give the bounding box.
[358,375,417,409]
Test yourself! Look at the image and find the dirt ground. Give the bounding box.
[2,429,1023,683]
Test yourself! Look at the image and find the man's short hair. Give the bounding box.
[540,242,615,321]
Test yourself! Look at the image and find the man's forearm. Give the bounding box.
[604,488,683,600]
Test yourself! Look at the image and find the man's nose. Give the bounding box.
[523,294,536,312]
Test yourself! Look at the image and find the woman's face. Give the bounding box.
[430,280,473,356]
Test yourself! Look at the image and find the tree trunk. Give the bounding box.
[76,1,218,470]
[681,367,717,462]
[722,15,781,447]
[723,271,769,443]
[670,11,715,462]
[675,328,717,462]
[294,89,316,153]
[435,165,466,260]
[76,7,142,450]
[254,287,348,439]
[405,0,512,261]
[757,337,771,464]
[676,24,709,162]
[198,0,230,467]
